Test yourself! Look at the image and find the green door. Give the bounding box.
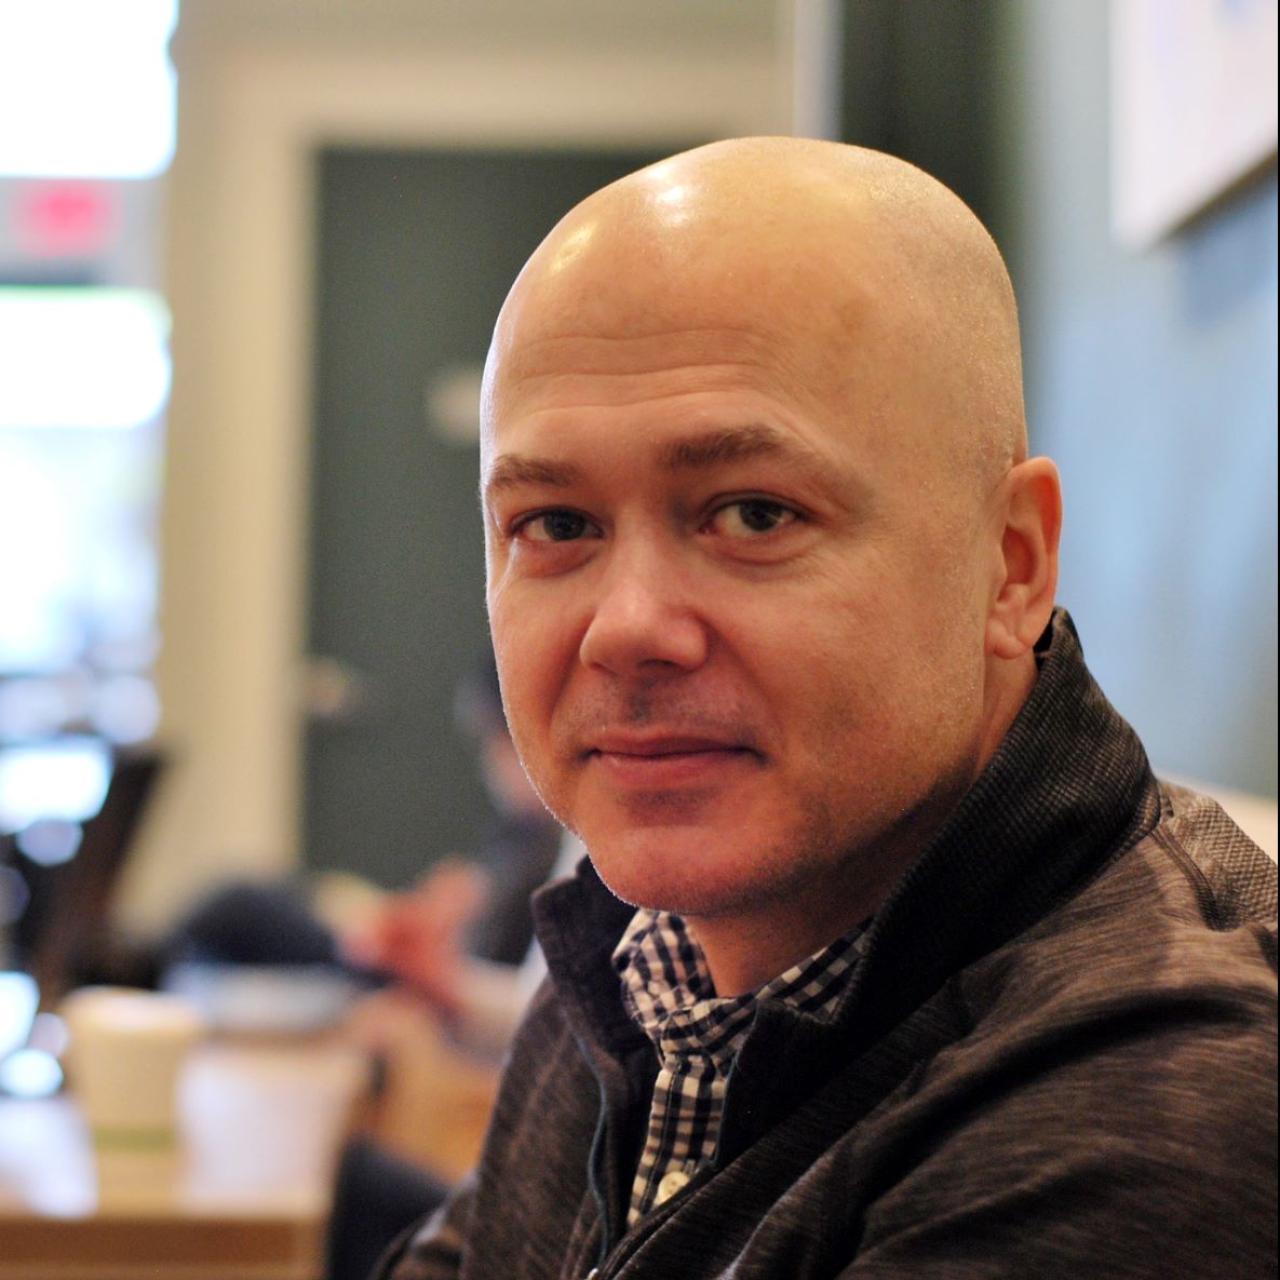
[304,145,673,887]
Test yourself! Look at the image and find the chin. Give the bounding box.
[580,820,790,919]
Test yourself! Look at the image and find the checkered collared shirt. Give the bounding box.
[613,909,868,1226]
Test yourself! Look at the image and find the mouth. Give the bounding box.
[584,733,762,788]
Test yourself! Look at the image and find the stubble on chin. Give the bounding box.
[581,783,851,922]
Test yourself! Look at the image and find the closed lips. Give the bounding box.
[587,735,759,758]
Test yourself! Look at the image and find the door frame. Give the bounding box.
[126,29,796,929]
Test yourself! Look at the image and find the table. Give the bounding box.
[0,1039,370,1280]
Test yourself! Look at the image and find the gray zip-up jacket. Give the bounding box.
[381,612,1277,1279]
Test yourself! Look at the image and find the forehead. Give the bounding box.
[482,319,860,490]
[495,323,817,414]
[489,196,888,401]
[482,246,884,446]
[477,196,946,499]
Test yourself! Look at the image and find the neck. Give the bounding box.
[687,872,888,997]
[686,768,966,996]
[978,649,1038,766]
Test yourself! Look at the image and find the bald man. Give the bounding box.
[377,140,1276,1280]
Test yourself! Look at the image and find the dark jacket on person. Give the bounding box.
[379,611,1278,1279]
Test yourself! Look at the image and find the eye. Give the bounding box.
[514,509,600,543]
[705,498,800,538]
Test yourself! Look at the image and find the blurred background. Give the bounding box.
[0,0,1275,971]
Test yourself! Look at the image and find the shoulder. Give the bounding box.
[926,781,1277,1144]
[960,780,1276,1024]
[855,803,1278,1271]
[929,783,1277,1161]
[1151,780,1277,929]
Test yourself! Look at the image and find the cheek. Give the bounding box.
[489,625,564,818]
[755,556,969,760]
[489,587,576,752]
[488,594,530,732]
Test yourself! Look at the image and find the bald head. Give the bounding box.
[481,140,1060,979]
[484,137,1027,498]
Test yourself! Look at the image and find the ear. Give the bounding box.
[986,457,1062,660]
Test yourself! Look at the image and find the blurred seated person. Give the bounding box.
[336,657,580,1055]
[164,657,571,1280]
[168,658,565,1049]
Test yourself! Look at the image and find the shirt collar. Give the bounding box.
[613,908,867,1070]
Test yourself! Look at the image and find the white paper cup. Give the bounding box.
[61,987,206,1147]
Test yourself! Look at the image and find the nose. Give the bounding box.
[578,541,709,678]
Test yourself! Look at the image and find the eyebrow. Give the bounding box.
[656,423,807,472]
[484,424,825,503]
[484,454,583,495]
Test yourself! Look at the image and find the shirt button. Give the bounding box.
[656,1169,691,1204]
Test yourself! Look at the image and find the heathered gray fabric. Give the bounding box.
[380,613,1278,1279]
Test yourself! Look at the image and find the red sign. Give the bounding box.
[13,182,120,258]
